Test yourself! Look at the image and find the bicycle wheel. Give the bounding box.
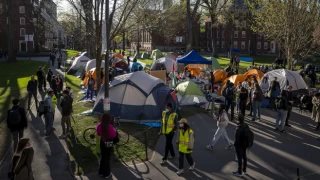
[115,128,130,146]
[83,127,97,145]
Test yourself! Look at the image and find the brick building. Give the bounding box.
[0,0,66,53]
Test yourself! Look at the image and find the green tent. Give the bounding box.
[151,49,162,60]
[211,57,221,70]
[141,53,150,59]
[134,52,141,58]
[175,81,204,96]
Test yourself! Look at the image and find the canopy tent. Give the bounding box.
[151,49,162,60]
[218,74,245,95]
[213,69,228,83]
[150,57,177,73]
[83,68,105,89]
[226,48,240,52]
[184,65,201,76]
[165,54,177,60]
[259,69,307,91]
[92,72,174,121]
[114,61,129,71]
[243,69,264,83]
[131,62,144,72]
[112,53,124,61]
[177,50,212,65]
[85,59,105,72]
[211,57,221,69]
[175,81,208,106]
[67,56,90,75]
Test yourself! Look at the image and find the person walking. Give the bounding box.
[6,98,28,150]
[206,104,233,150]
[44,89,56,136]
[275,90,288,133]
[285,85,293,127]
[176,118,195,175]
[27,75,38,110]
[225,82,236,121]
[57,55,62,69]
[36,66,45,92]
[268,77,280,110]
[47,69,53,88]
[160,103,178,165]
[252,84,263,121]
[86,75,95,100]
[51,75,58,98]
[56,75,64,96]
[59,90,73,138]
[239,87,248,116]
[96,114,117,178]
[232,114,249,177]
[311,93,320,130]
[12,138,34,180]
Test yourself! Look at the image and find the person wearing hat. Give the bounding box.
[160,103,178,165]
[176,118,195,175]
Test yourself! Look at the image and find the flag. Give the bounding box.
[170,91,178,103]
[172,63,178,88]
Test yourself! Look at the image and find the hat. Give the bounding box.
[178,118,188,124]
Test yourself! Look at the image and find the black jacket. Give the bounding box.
[51,78,57,90]
[60,95,73,116]
[36,70,44,80]
[234,123,249,147]
[27,80,37,92]
[7,105,28,132]
[47,71,53,82]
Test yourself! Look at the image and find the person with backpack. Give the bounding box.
[252,83,264,121]
[44,89,56,136]
[268,78,280,110]
[36,66,45,92]
[176,118,195,175]
[206,104,233,150]
[27,75,38,110]
[233,114,253,177]
[51,75,58,98]
[275,90,288,133]
[6,98,28,151]
[159,103,178,165]
[225,82,236,121]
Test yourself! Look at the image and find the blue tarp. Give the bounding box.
[177,50,212,65]
[240,57,253,62]
[227,48,240,52]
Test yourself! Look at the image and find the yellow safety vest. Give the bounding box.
[161,111,176,134]
[179,129,193,153]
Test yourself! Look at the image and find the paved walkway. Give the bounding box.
[0,52,75,180]
[77,108,320,180]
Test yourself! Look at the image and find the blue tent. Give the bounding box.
[177,50,212,65]
[92,72,175,121]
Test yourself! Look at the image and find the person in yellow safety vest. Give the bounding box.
[176,118,195,175]
[159,103,178,165]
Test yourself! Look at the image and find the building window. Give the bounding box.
[241,41,245,49]
[234,31,238,38]
[176,36,182,43]
[242,31,246,38]
[222,31,225,38]
[234,41,238,48]
[264,42,268,49]
[217,30,220,38]
[242,21,246,28]
[257,42,261,49]
[19,6,25,14]
[20,28,26,36]
[222,41,225,48]
[217,41,219,48]
[20,17,25,25]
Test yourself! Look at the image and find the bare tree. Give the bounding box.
[186,0,201,52]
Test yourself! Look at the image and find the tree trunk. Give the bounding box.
[250,31,257,56]
[210,15,218,58]
[122,31,125,51]
[186,0,192,52]
[5,0,16,62]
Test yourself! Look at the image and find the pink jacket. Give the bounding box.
[96,123,116,140]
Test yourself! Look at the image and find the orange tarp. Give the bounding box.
[113,53,124,61]
[185,65,201,76]
[218,74,245,95]
[83,68,105,89]
[213,69,228,83]
[243,69,264,82]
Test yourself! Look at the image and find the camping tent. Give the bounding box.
[80,52,89,57]
[113,53,124,61]
[184,65,201,76]
[131,62,143,72]
[177,50,211,65]
[85,59,105,72]
[259,69,307,91]
[151,49,162,60]
[213,70,228,82]
[114,61,129,70]
[92,71,174,121]
[211,57,221,69]
[141,53,150,59]
[243,69,264,82]
[218,74,245,95]
[83,68,105,89]
[175,81,208,106]
[150,57,177,73]
[165,54,177,60]
[67,56,90,75]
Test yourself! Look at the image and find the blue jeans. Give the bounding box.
[252,101,261,120]
[86,90,94,100]
[276,109,286,130]
[225,101,235,121]
[45,112,54,134]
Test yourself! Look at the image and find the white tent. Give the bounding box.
[150,57,177,73]
[85,59,106,72]
[259,69,307,91]
[67,56,90,75]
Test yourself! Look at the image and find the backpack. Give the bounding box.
[275,97,284,109]
[222,87,228,97]
[38,99,49,116]
[8,108,22,125]
[226,87,235,101]
[243,125,254,148]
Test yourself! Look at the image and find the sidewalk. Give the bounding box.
[0,53,74,180]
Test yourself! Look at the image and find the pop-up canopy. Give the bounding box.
[177,50,212,65]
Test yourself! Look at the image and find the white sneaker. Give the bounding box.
[176,169,184,175]
[160,160,167,165]
[225,145,233,150]
[189,162,195,170]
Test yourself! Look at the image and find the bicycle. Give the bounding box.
[83,116,130,146]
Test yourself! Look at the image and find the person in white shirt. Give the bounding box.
[206,104,233,150]
[44,89,55,136]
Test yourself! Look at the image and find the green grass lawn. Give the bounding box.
[0,60,47,161]
[66,49,81,58]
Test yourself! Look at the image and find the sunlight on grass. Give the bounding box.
[67,49,80,57]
